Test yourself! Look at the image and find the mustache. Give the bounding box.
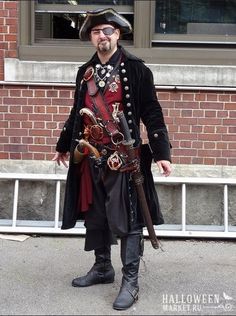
[98,39,110,43]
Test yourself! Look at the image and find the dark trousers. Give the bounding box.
[84,158,143,251]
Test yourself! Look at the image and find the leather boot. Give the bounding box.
[72,246,115,287]
[113,231,143,310]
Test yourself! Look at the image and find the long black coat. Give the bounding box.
[56,46,171,230]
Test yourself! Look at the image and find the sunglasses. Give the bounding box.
[91,27,116,36]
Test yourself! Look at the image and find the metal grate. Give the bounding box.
[0,173,236,238]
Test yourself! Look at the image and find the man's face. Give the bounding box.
[90,24,120,53]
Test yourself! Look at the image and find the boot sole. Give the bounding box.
[113,296,138,310]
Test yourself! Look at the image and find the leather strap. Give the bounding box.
[84,67,124,145]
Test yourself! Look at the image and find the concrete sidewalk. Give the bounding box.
[0,235,236,315]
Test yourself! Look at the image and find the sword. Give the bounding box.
[117,111,160,249]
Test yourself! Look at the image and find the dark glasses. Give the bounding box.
[91,27,116,36]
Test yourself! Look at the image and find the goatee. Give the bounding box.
[98,41,111,52]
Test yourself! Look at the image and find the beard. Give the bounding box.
[97,40,111,53]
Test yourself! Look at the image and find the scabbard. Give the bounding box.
[116,111,160,249]
[132,171,160,249]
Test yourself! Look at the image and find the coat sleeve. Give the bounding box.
[56,70,82,153]
[140,65,171,162]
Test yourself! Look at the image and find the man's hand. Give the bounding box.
[52,152,69,168]
[156,160,172,177]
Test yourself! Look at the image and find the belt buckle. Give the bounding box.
[90,125,103,141]
[107,151,123,171]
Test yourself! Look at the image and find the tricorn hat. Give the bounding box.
[79,8,132,41]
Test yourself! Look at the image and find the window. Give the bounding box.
[154,0,236,44]
[19,0,236,65]
[35,0,134,43]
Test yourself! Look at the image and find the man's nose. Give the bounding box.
[98,30,107,38]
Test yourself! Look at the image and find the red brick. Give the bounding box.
[5,113,28,121]
[181,110,193,117]
[228,158,236,165]
[200,102,223,110]
[195,93,206,101]
[219,94,230,102]
[28,98,51,106]
[10,137,21,144]
[222,150,236,158]
[5,18,17,26]
[157,92,170,100]
[225,102,236,110]
[9,121,20,128]
[33,122,45,129]
[192,141,203,149]
[9,153,22,159]
[4,1,18,9]
[204,158,216,164]
[179,157,192,163]
[179,125,191,132]
[22,137,33,144]
[21,121,32,128]
[29,145,52,153]
[5,129,28,136]
[204,142,216,149]
[206,94,218,101]
[47,90,58,98]
[223,119,236,126]
[29,114,52,121]
[35,137,46,145]
[205,110,216,117]
[0,152,9,159]
[192,157,204,164]
[217,142,228,150]
[198,134,221,141]
[191,126,202,133]
[33,153,45,160]
[22,153,33,160]
[182,94,194,101]
[4,144,28,152]
[29,129,51,137]
[216,158,227,165]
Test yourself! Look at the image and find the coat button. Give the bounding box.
[128,111,132,115]
[154,133,159,138]
[124,86,129,90]
[121,62,124,66]
[126,94,130,98]
[126,102,131,107]
[123,77,128,82]
[128,120,133,124]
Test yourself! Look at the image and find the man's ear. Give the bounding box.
[116,28,120,39]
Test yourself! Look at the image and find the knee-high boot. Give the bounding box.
[72,245,115,287]
[113,231,143,310]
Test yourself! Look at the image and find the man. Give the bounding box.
[53,8,171,311]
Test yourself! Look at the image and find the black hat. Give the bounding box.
[79,8,132,41]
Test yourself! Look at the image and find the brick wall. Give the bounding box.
[0,1,18,80]
[0,84,236,165]
[0,84,73,160]
[158,90,236,165]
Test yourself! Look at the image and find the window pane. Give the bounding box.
[35,12,133,41]
[155,0,236,35]
[37,0,133,5]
